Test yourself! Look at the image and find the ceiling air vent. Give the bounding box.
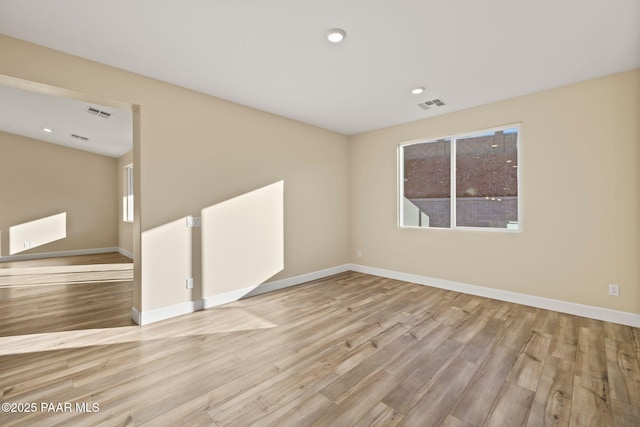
[70,133,90,141]
[418,98,447,110]
[86,106,111,118]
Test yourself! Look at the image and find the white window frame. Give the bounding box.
[398,124,522,232]
[123,164,134,223]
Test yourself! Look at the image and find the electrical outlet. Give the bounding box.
[608,284,619,297]
[186,277,194,289]
[357,250,362,258]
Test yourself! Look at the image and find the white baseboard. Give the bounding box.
[131,306,141,325]
[202,286,256,309]
[135,264,351,326]
[244,264,352,298]
[348,264,640,328]
[118,248,134,259]
[136,300,203,325]
[0,247,121,263]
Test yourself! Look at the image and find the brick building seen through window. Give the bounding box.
[400,126,519,230]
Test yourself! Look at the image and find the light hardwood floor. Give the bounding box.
[0,271,639,426]
[0,253,134,336]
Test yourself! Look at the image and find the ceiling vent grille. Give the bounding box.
[70,133,90,141]
[86,106,111,118]
[418,98,447,110]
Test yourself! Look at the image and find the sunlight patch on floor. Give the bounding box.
[0,263,134,287]
[0,307,277,357]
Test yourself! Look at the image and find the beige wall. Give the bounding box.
[0,131,118,256]
[137,81,349,311]
[0,35,350,312]
[202,181,284,296]
[117,150,134,255]
[349,69,640,315]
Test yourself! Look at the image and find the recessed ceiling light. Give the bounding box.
[42,127,53,133]
[411,87,425,95]
[326,28,346,43]
[506,159,512,163]
[491,144,498,148]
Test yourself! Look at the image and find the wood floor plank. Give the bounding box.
[383,322,456,379]
[570,376,612,427]
[236,373,339,427]
[532,309,559,336]
[359,402,404,427]
[632,328,640,362]
[604,337,640,406]
[267,393,334,427]
[450,314,489,345]
[549,314,580,361]
[581,317,605,332]
[441,415,473,427]
[506,330,552,391]
[499,310,536,352]
[382,339,464,415]
[526,356,574,426]
[611,398,640,427]
[603,322,633,343]
[482,382,534,427]
[459,317,507,364]
[213,349,345,426]
[401,357,478,426]
[319,334,414,404]
[576,326,608,382]
[311,370,401,426]
[450,345,517,426]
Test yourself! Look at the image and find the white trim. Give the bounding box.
[245,264,351,297]
[136,264,351,325]
[202,286,256,309]
[200,264,351,309]
[397,146,404,228]
[450,134,457,228]
[124,164,134,222]
[0,247,120,263]
[137,300,203,325]
[131,306,141,325]
[517,123,524,234]
[348,264,640,328]
[118,248,134,259]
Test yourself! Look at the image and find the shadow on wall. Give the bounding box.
[8,212,66,255]
[140,181,284,311]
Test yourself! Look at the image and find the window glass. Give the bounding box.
[402,138,450,228]
[124,165,134,222]
[456,129,518,228]
[399,126,519,231]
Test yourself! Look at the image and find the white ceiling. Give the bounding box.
[0,84,132,158]
[0,0,639,136]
